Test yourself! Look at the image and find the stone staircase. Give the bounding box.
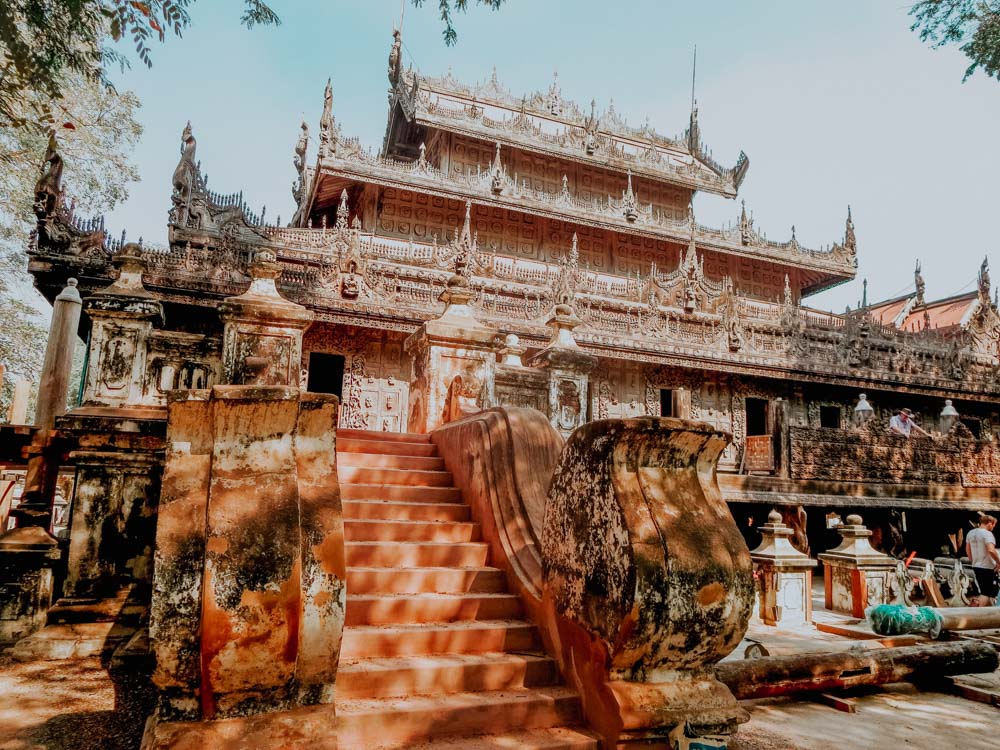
[336,428,599,750]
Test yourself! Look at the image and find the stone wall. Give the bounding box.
[789,425,1000,487]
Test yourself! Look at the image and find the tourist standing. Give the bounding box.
[889,408,931,438]
[966,514,1000,605]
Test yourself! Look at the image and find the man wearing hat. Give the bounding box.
[889,408,930,438]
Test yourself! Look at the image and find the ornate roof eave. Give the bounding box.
[413,107,739,198]
[400,69,747,198]
[313,154,855,281]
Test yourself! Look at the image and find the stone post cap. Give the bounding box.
[438,273,476,307]
[941,399,959,417]
[819,512,895,568]
[55,278,81,304]
[544,303,583,348]
[750,508,817,567]
[498,333,526,366]
[0,525,60,558]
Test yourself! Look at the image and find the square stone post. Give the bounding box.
[818,514,896,617]
[750,509,817,626]
[218,249,313,386]
[528,303,596,437]
[404,273,498,433]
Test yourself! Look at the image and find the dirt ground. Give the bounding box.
[732,683,1000,750]
[1,655,997,750]
[0,655,153,750]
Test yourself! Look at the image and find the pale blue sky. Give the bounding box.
[100,0,1000,312]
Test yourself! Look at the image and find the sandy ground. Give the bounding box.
[733,683,1000,750]
[0,655,153,750]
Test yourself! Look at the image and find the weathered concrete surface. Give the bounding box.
[0,527,59,643]
[147,385,343,746]
[59,408,167,598]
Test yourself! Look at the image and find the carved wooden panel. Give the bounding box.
[698,378,738,468]
[303,325,410,433]
[592,360,653,420]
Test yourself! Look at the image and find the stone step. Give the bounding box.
[344,519,480,544]
[337,652,559,699]
[346,541,489,568]
[340,620,541,659]
[336,687,583,750]
[343,499,471,523]
[338,437,439,458]
[346,566,507,595]
[338,451,446,471]
[345,593,523,626]
[339,466,455,487]
[338,429,431,444]
[8,621,137,661]
[341,483,463,503]
[397,727,600,750]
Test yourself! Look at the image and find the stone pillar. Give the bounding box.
[81,245,164,407]
[750,510,817,627]
[528,304,596,437]
[219,249,313,386]
[404,273,498,433]
[13,278,82,530]
[819,514,896,617]
[148,387,343,740]
[35,278,82,428]
[8,376,31,425]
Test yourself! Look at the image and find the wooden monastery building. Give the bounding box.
[24,31,1000,563]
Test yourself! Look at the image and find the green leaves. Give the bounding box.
[0,0,278,130]
[410,0,507,47]
[910,0,1000,81]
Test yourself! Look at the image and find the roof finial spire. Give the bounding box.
[862,278,868,308]
[691,44,698,113]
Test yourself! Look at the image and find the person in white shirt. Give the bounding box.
[889,408,930,438]
[966,513,1000,604]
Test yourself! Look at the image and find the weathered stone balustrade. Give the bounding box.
[146,387,343,747]
[433,409,753,748]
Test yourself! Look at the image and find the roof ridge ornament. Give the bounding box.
[546,70,562,115]
[844,204,856,253]
[914,260,925,305]
[979,256,991,303]
[388,29,402,86]
[319,79,335,157]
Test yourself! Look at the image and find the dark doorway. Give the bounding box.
[307,352,345,399]
[746,397,769,436]
[659,389,674,418]
[820,405,842,429]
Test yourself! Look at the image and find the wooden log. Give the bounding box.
[937,608,1000,632]
[715,641,998,700]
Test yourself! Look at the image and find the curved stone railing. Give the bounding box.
[431,407,561,611]
[433,409,753,747]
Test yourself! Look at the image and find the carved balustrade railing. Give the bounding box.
[321,145,854,275]
[788,425,1000,488]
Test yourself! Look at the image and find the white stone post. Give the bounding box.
[34,279,82,428]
